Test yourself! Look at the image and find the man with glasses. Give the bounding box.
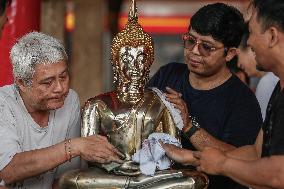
[147,3,262,189]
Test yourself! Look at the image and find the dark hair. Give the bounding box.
[239,22,249,50]
[190,3,244,49]
[252,0,284,32]
[0,0,10,15]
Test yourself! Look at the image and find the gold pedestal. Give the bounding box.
[59,167,208,189]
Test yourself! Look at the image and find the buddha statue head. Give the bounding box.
[110,0,154,103]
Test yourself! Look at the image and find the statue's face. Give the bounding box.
[119,46,147,81]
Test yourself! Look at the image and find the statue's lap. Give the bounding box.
[59,167,208,189]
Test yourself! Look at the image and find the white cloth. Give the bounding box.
[0,84,81,189]
[0,179,5,186]
[151,87,184,130]
[132,133,181,176]
[255,72,279,120]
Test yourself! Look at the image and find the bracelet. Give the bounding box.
[64,139,72,162]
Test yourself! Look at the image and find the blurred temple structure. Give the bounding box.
[0,0,250,105]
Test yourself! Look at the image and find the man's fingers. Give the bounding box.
[110,156,124,164]
[88,134,108,142]
[159,140,165,147]
[113,148,126,159]
[92,156,106,164]
[196,166,202,172]
[193,151,201,159]
[102,142,126,160]
[86,151,108,163]
[193,160,201,167]
[92,148,121,163]
[98,135,108,141]
[165,93,181,99]
[166,87,181,96]
[100,150,124,164]
[167,98,184,107]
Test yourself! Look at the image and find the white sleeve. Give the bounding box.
[0,100,21,171]
[255,73,279,120]
[54,90,81,179]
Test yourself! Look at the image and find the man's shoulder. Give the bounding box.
[147,63,188,90]
[229,75,254,94]
[223,75,259,106]
[0,84,17,106]
[0,84,15,98]
[60,89,80,111]
[67,89,79,100]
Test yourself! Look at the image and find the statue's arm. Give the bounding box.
[81,100,101,137]
[160,109,178,137]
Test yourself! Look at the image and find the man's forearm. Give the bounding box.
[190,129,235,151]
[222,156,284,189]
[226,145,259,161]
[225,130,262,161]
[0,141,74,184]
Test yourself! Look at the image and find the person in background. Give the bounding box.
[236,22,265,92]
[147,3,262,189]
[227,57,249,85]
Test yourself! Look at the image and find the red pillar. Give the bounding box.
[0,0,41,86]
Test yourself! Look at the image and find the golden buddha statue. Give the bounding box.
[59,0,208,188]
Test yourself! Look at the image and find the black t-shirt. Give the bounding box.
[262,82,284,157]
[146,63,262,189]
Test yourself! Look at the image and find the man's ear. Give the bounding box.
[235,48,241,55]
[15,78,28,92]
[225,48,237,62]
[267,26,278,48]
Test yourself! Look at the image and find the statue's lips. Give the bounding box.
[128,71,141,77]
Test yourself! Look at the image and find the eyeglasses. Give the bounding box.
[182,33,227,57]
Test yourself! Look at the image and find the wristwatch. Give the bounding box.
[184,116,201,139]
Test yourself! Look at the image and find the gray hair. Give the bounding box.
[10,31,68,85]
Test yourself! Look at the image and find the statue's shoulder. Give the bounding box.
[83,91,117,109]
[144,89,156,97]
[144,89,165,107]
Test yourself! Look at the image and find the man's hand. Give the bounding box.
[160,142,200,166]
[165,87,191,131]
[73,135,124,164]
[193,147,227,175]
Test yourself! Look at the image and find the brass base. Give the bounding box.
[59,167,208,189]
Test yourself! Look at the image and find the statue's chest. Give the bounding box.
[98,95,164,155]
[99,103,155,136]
